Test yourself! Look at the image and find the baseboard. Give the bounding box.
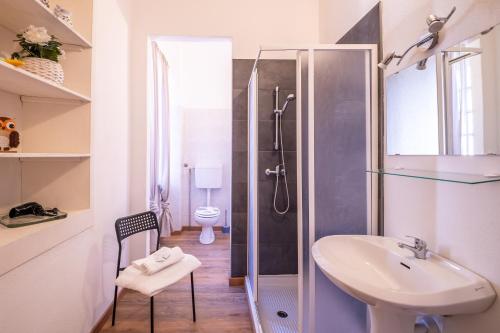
[90,289,125,333]
[171,226,223,235]
[229,276,245,286]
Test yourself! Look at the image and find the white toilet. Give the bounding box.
[194,164,222,244]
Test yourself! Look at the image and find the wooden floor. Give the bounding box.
[100,231,253,333]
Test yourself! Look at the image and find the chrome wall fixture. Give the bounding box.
[379,6,456,70]
[265,85,295,215]
[416,58,428,70]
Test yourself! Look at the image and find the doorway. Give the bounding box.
[152,37,232,236]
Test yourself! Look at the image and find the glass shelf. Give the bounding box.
[367,169,500,184]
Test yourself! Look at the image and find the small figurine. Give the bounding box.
[38,0,50,8]
[0,117,20,152]
[54,5,73,26]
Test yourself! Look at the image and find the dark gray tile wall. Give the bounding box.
[257,59,297,275]
[337,2,381,45]
[231,59,254,277]
[231,59,298,277]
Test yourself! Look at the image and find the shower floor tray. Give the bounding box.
[258,275,298,333]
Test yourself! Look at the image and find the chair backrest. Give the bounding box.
[115,211,160,250]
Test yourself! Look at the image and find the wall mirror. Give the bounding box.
[385,23,500,156]
[386,55,440,155]
[442,24,500,155]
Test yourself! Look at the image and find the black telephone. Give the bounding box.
[9,202,60,218]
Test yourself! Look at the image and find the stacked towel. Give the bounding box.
[132,246,185,275]
[116,254,202,297]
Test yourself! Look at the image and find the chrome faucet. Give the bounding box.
[398,236,428,259]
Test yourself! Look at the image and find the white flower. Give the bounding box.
[22,25,51,44]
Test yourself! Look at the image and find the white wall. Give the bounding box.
[127,0,319,257]
[0,1,132,332]
[89,0,132,321]
[157,39,232,230]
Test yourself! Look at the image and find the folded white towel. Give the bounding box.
[132,246,185,275]
[133,247,171,265]
[116,254,201,297]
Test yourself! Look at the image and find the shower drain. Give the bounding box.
[277,310,288,318]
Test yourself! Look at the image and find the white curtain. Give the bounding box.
[150,41,173,236]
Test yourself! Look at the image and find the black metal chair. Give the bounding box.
[112,211,196,332]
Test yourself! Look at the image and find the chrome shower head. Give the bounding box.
[426,6,456,33]
[281,94,296,113]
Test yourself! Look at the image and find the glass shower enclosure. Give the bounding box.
[246,45,379,333]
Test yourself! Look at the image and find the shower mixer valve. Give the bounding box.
[265,165,286,176]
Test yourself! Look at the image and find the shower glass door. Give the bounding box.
[247,67,259,303]
[247,45,378,333]
[255,53,299,333]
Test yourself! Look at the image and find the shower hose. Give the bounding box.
[273,112,290,215]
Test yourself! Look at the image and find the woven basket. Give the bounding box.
[22,57,64,85]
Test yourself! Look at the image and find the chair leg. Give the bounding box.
[191,272,196,322]
[112,286,118,326]
[150,296,154,333]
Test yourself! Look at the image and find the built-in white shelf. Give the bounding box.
[0,0,93,278]
[0,61,91,102]
[0,153,90,159]
[0,209,92,276]
[0,0,91,48]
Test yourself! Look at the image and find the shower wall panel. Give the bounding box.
[313,50,368,333]
[337,2,384,235]
[256,60,298,275]
[231,59,254,277]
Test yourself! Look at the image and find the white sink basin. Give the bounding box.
[312,235,496,333]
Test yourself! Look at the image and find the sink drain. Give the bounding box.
[277,310,288,318]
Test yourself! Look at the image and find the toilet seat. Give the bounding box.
[194,206,220,218]
[193,206,220,245]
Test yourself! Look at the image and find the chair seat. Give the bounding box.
[116,254,201,297]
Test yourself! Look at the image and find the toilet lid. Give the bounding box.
[195,206,220,217]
